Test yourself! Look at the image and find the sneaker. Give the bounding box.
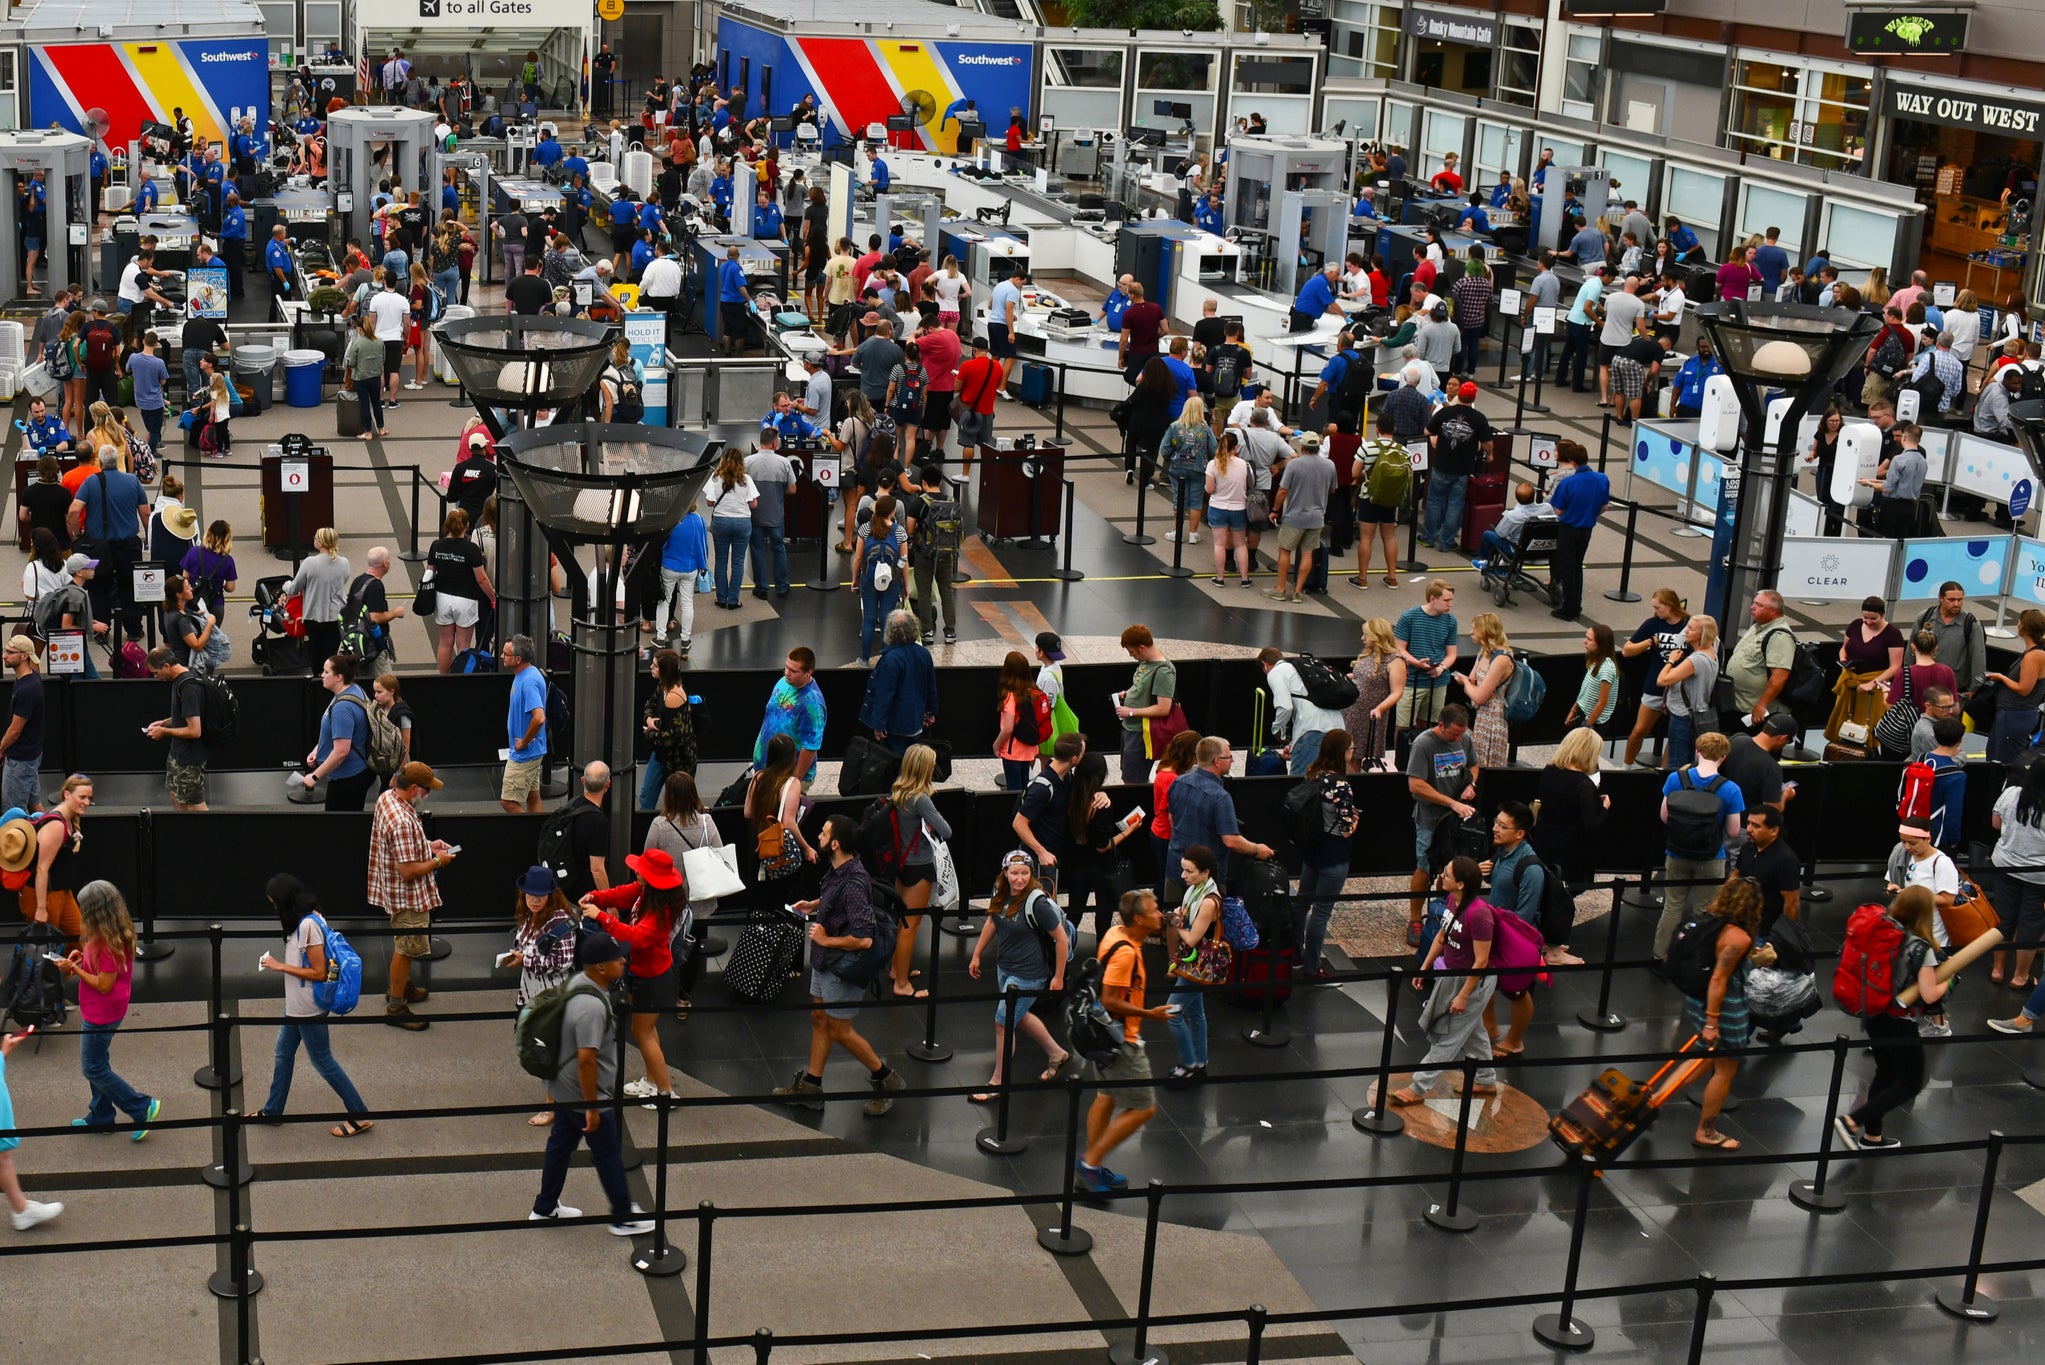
[943,630,956,644]
[405,985,429,1004]
[864,1067,906,1117]
[1261,588,1294,602]
[1858,1133,1902,1150]
[642,1090,678,1111]
[1918,1018,1953,1039]
[1098,1166,1130,1190]
[773,1072,825,1112]
[608,1204,655,1236]
[383,1001,429,1031]
[1185,532,1200,544]
[1406,922,1424,948]
[1468,559,1487,572]
[921,632,935,646]
[1832,1116,1862,1151]
[622,1079,658,1099]
[403,381,426,390]
[529,1203,583,1221]
[10,1200,61,1231]
[678,640,690,658]
[133,1097,161,1143]
[1073,1161,1113,1197]
[69,1118,113,1132]
[1988,1016,2036,1035]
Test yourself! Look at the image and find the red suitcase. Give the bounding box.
[1461,473,1506,553]
[1229,944,1297,1006]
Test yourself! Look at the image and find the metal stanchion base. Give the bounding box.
[1351,1106,1405,1137]
[2021,1068,2045,1091]
[699,933,729,957]
[424,936,453,961]
[1531,1313,1596,1351]
[976,1127,1028,1155]
[1803,885,1834,903]
[940,916,985,938]
[1122,532,1157,547]
[633,1243,689,1277]
[1787,1179,1847,1212]
[1424,1202,1479,1233]
[906,1039,955,1063]
[806,579,842,593]
[1523,400,1552,414]
[1935,1285,2000,1322]
[1047,567,1087,581]
[1398,557,1429,573]
[1577,1010,1627,1033]
[194,1065,242,1091]
[135,940,175,962]
[1242,1021,1290,1047]
[201,1158,254,1190]
[1037,1223,1095,1256]
[1603,589,1643,603]
[206,1266,265,1300]
[1107,1341,1172,1365]
[1671,525,1710,538]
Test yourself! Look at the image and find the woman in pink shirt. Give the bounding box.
[53,881,161,1139]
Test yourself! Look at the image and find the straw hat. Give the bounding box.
[164,506,200,538]
[0,816,40,873]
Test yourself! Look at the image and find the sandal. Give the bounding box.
[528,1111,553,1127]
[2012,977,2033,991]
[1041,1051,1070,1081]
[891,985,930,999]
[245,1109,283,1126]
[1388,1087,1425,1107]
[332,1119,375,1139]
[1692,1131,1740,1151]
[968,1089,999,1105]
[835,541,856,553]
[1491,1043,1524,1058]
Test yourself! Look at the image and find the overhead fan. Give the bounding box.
[81,108,111,146]
[901,90,938,128]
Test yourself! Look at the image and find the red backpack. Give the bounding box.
[1897,760,1934,827]
[1012,687,1052,746]
[1833,903,1916,1019]
[83,322,117,374]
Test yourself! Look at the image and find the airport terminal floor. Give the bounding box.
[3,279,2044,1365]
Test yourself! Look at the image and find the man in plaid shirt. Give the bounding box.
[369,761,456,1031]
[1908,331,1965,415]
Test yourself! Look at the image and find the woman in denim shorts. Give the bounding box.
[967,851,1072,1102]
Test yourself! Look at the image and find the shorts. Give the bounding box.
[897,863,933,889]
[1414,818,1441,873]
[1639,692,1667,713]
[611,224,635,255]
[810,966,866,1020]
[1,758,40,813]
[1356,499,1397,524]
[805,260,826,288]
[1395,683,1448,730]
[1207,506,1248,532]
[956,408,996,449]
[501,757,543,804]
[1610,356,1645,400]
[382,339,403,376]
[921,388,954,433]
[938,310,960,329]
[391,906,432,958]
[166,756,208,806]
[719,300,751,336]
[994,971,1046,1027]
[1277,524,1323,554]
[1596,342,1617,370]
[23,235,41,253]
[435,594,481,628]
[18,887,81,941]
[989,323,1016,359]
[627,966,679,1012]
[1082,1037,1154,1111]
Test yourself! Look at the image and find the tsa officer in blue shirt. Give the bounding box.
[293,113,322,138]
[1547,441,1612,621]
[708,162,734,224]
[265,224,296,301]
[638,193,665,239]
[134,174,159,214]
[752,187,784,241]
[218,190,249,299]
[630,229,656,280]
[1665,215,1703,262]
[531,130,564,169]
[1457,194,1492,235]
[1289,262,1342,332]
[1489,169,1513,209]
[866,145,890,194]
[761,392,821,440]
[1099,274,1133,331]
[1194,188,1225,235]
[716,245,755,356]
[1352,187,1379,221]
[1671,335,1722,419]
[22,397,71,455]
[88,146,108,219]
[561,152,590,183]
[229,118,266,176]
[563,174,592,241]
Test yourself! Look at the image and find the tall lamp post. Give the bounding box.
[497,424,721,873]
[1692,301,1879,629]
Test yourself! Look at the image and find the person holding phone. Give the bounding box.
[51,880,159,1139]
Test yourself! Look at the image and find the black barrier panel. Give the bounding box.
[147,810,372,918]
[72,811,141,909]
[50,675,310,775]
[388,672,517,769]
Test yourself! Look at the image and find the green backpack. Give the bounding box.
[1365,439,1412,509]
[513,976,610,1081]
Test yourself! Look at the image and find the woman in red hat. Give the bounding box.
[582,848,690,1106]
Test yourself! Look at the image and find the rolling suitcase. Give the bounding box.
[1229,943,1297,1006]
[1019,362,1053,407]
[1550,1036,1710,1160]
[839,734,903,797]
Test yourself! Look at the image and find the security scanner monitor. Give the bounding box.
[1533,166,1609,257]
[327,107,439,248]
[1223,135,1350,238]
[0,131,93,298]
[1275,188,1348,297]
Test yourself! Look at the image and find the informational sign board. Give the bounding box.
[280,460,310,492]
[45,629,84,676]
[1406,439,1429,473]
[132,566,164,603]
[2008,538,2045,607]
[1527,435,1557,468]
[1500,288,1523,316]
[1531,306,1556,335]
[1775,537,1897,602]
[186,264,229,320]
[1896,536,2011,599]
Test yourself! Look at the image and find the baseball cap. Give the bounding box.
[1295,432,1322,452]
[62,553,98,575]
[397,761,443,790]
[1458,381,1478,402]
[1035,631,1064,661]
[1759,713,1801,738]
[5,636,39,669]
[87,298,108,313]
[578,930,628,964]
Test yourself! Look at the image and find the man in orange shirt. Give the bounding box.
[1076,889,1172,1197]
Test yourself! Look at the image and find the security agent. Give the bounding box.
[265,224,297,301]
[716,245,756,357]
[1289,263,1343,333]
[865,144,891,195]
[218,191,249,300]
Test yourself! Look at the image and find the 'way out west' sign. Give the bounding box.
[1884,84,2045,136]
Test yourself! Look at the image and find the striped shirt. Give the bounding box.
[1396,606,1459,693]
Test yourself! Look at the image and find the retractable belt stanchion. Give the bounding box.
[1422,1058,1481,1232]
[1787,1034,1852,1212]
[1530,1154,1598,1350]
[1353,966,1405,1135]
[1603,501,1643,604]
[1935,1129,2005,1322]
[1037,1075,1095,1256]
[907,910,954,1062]
[1107,1180,1172,1365]
[633,1093,687,1276]
[1576,879,1628,1033]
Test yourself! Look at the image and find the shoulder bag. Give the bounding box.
[1872,663,1920,758]
[1168,890,1232,986]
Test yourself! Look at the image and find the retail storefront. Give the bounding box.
[1725,51,1873,172]
[1877,78,2041,304]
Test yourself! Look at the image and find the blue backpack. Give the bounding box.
[1219,895,1262,951]
[1501,648,1547,725]
[305,912,364,1015]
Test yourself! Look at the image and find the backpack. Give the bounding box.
[1664,769,1727,861]
[1211,345,1244,400]
[44,336,74,380]
[826,869,900,988]
[83,322,116,374]
[1281,776,1341,844]
[1662,911,1725,997]
[1020,889,1072,976]
[305,911,364,1014]
[917,496,964,556]
[1219,894,1262,951]
[177,669,239,748]
[33,582,86,638]
[2020,364,2045,403]
[1490,908,1546,996]
[521,60,538,85]
[513,975,611,1080]
[1365,440,1412,509]
[336,574,381,661]
[337,692,404,777]
[864,534,899,594]
[1065,941,1133,1065]
[1833,903,1924,1019]
[1012,687,1050,746]
[859,798,922,884]
[1897,759,1935,827]
[536,802,594,889]
[1531,852,1578,947]
[1292,653,1359,710]
[544,680,572,758]
[1501,648,1547,725]
[0,924,67,1029]
[606,365,644,421]
[423,279,445,324]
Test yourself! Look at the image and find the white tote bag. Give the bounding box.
[682,843,745,901]
[929,828,961,913]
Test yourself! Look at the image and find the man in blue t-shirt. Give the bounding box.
[865,146,890,194]
[125,331,170,454]
[1160,337,1197,420]
[501,634,549,813]
[717,245,754,356]
[1752,229,1790,296]
[1289,263,1340,333]
[1393,583,1459,729]
[303,654,375,811]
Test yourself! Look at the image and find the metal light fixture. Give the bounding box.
[1692,300,1879,629]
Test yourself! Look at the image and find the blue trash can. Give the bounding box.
[282,349,326,408]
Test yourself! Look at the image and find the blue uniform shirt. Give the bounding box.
[532,137,563,168]
[1294,272,1336,316]
[221,204,247,241]
[611,197,637,228]
[265,237,292,275]
[24,416,69,452]
[1101,287,1131,331]
[1459,205,1492,234]
[1670,224,1700,255]
[631,237,654,275]
[1352,195,1378,220]
[561,155,589,181]
[201,159,226,187]
[638,202,664,235]
[1674,355,1722,411]
[755,203,784,238]
[1550,466,1611,529]
[1489,182,1511,209]
[1194,198,1224,234]
[718,258,749,304]
[89,149,107,180]
[763,408,821,440]
[136,179,158,212]
[870,158,890,192]
[709,174,733,213]
[294,116,321,136]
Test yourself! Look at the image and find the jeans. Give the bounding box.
[639,754,668,811]
[710,517,750,606]
[858,581,899,662]
[356,385,384,434]
[137,405,163,452]
[434,266,459,315]
[654,566,697,646]
[1558,320,1593,390]
[913,552,957,638]
[1422,471,1469,550]
[749,522,788,594]
[1664,712,1697,770]
[263,1019,368,1115]
[80,1018,152,1125]
[182,350,206,405]
[1989,707,2039,764]
[1294,860,1347,972]
[1458,325,1485,376]
[1478,528,1512,563]
[534,1106,635,1221]
[1166,985,1208,1068]
[1521,332,1549,381]
[1001,757,1034,791]
[2,757,40,811]
[503,242,525,280]
[1653,856,1724,958]
[1287,729,1324,776]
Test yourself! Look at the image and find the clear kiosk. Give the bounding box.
[325,107,439,249]
[0,131,94,299]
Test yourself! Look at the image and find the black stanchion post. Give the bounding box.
[615,1025,643,1172]
[1242,958,1289,1047]
[134,809,171,961]
[1530,1154,1598,1351]
[1107,1180,1172,1365]
[1353,967,1406,1136]
[1935,1130,2005,1322]
[1598,411,1612,473]
[1400,478,1429,574]
[1602,501,1643,604]
[207,1110,264,1298]
[977,985,1029,1155]
[907,909,953,1062]
[195,923,239,1089]
[1423,1059,1481,1232]
[1124,471,1156,547]
[1244,1304,1268,1365]
[1049,480,1086,581]
[1787,1034,1852,1213]
[751,1327,774,1363]
[1038,1075,1095,1256]
[200,1079,255,1187]
[1512,363,1529,426]
[407,466,424,562]
[1685,1272,1717,1365]
[807,509,839,593]
[1055,365,1067,442]
[1162,497,1194,578]
[1577,880,1628,1033]
[691,1202,716,1365]
[633,1093,687,1276]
